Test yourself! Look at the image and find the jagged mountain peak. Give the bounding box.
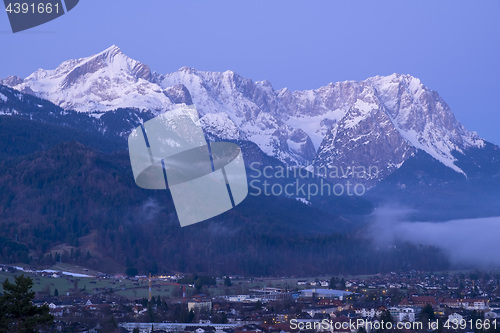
[100,44,122,56]
[311,74,484,176]
[177,66,197,74]
[0,75,24,86]
[58,44,151,85]
[9,45,168,112]
[1,46,488,178]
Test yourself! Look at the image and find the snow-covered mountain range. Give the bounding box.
[1,45,486,181]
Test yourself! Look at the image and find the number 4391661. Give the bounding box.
[6,2,60,14]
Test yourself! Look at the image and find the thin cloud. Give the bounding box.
[368,207,500,268]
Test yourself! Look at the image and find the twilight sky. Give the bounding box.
[1,0,499,144]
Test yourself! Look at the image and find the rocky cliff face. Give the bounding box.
[2,46,485,181]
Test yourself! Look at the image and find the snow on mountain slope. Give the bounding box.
[281,81,368,150]
[2,46,486,178]
[313,75,484,178]
[158,67,317,164]
[313,84,416,183]
[367,74,484,174]
[12,45,174,112]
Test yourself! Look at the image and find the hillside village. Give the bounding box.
[2,266,500,333]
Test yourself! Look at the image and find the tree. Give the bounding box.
[224,276,232,287]
[194,278,203,293]
[187,308,195,323]
[379,310,393,323]
[54,288,59,297]
[147,303,155,323]
[377,310,393,333]
[0,274,54,332]
[329,276,337,289]
[470,310,484,333]
[126,267,138,277]
[419,304,436,322]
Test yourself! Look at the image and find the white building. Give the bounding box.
[299,289,353,301]
[188,301,212,313]
[462,299,489,310]
[448,313,464,322]
[305,306,338,318]
[320,280,330,287]
[227,295,250,302]
[119,323,239,333]
[484,310,500,319]
[388,307,415,322]
[355,308,384,318]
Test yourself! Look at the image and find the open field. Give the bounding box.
[0,266,335,300]
[1,262,477,301]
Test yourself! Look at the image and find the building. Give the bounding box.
[462,299,489,310]
[304,306,338,318]
[411,296,437,307]
[438,298,461,308]
[388,307,416,322]
[188,300,212,313]
[227,295,252,302]
[448,313,464,322]
[119,322,239,333]
[299,289,353,301]
[355,308,384,319]
[249,288,293,302]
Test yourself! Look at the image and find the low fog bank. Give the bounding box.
[368,206,500,268]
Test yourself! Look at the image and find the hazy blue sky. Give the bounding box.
[1,0,499,143]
